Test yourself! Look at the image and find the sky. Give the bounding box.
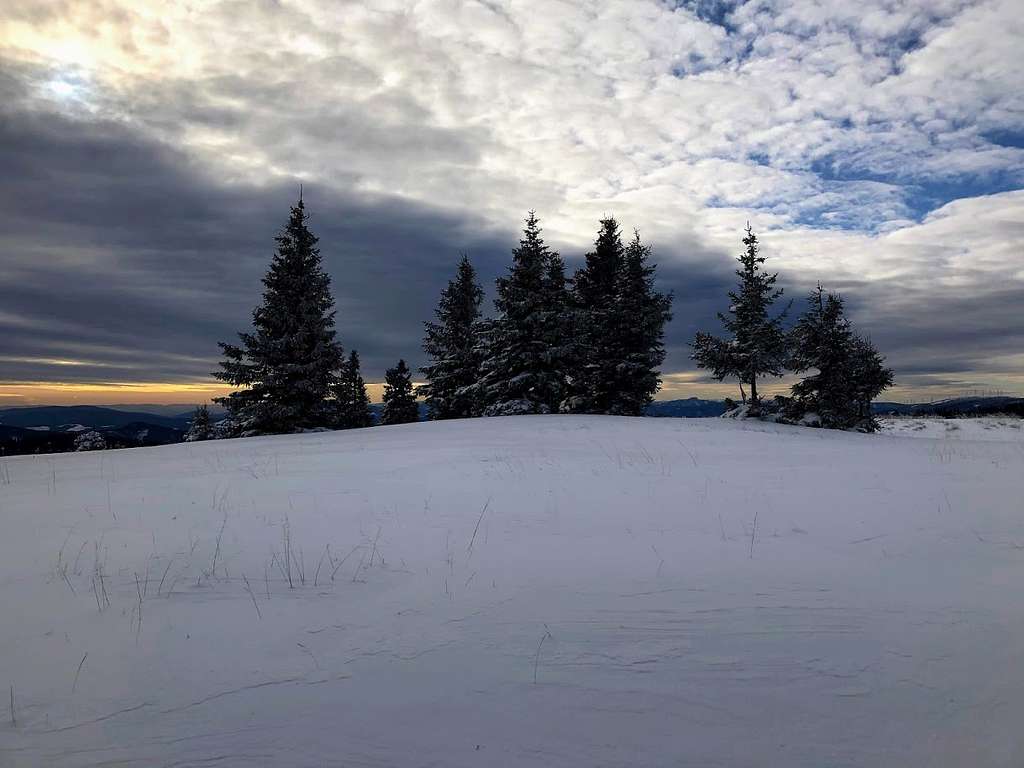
[1,0,1022,406]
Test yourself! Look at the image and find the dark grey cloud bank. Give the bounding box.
[0,69,726,387]
[0,62,1019,397]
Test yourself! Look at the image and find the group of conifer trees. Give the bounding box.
[201,196,890,439]
[691,225,893,430]
[420,212,673,420]
[205,199,672,437]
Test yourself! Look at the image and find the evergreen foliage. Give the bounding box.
[381,359,420,425]
[214,198,344,434]
[565,218,627,413]
[74,430,107,452]
[611,232,674,415]
[334,350,374,428]
[691,225,788,409]
[420,256,485,419]
[567,223,672,415]
[788,286,893,430]
[185,404,212,441]
[477,212,569,415]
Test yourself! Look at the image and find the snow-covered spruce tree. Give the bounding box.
[381,359,420,425]
[184,404,212,441]
[565,218,627,413]
[214,197,344,435]
[477,212,569,416]
[419,256,484,420]
[847,336,894,429]
[692,225,788,411]
[333,350,374,428]
[787,286,893,431]
[609,231,673,415]
[786,286,854,426]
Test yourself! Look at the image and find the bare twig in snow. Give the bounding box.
[210,513,228,578]
[330,545,360,582]
[466,498,492,556]
[533,624,553,684]
[243,574,262,620]
[313,544,329,587]
[297,642,320,669]
[157,557,174,597]
[72,653,87,693]
[369,527,381,568]
[749,509,759,559]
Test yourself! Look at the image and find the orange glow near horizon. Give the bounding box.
[0,381,393,407]
[0,381,235,407]
[2,376,1020,408]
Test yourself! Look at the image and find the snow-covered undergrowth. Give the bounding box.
[2,416,1023,767]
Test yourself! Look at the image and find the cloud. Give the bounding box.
[0,0,1021,399]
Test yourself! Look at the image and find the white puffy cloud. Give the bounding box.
[1,0,1021,395]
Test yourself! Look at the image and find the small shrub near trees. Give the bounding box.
[334,350,374,429]
[185,404,213,442]
[74,431,107,451]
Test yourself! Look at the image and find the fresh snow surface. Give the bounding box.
[880,416,1024,442]
[2,416,1023,767]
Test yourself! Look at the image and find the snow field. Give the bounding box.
[1,416,1023,767]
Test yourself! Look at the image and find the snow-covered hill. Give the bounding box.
[2,417,1022,767]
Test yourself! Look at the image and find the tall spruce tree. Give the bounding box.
[381,359,420,425]
[609,232,673,415]
[420,256,484,419]
[477,212,568,415]
[692,225,788,409]
[788,286,892,430]
[333,350,374,428]
[215,197,344,434]
[565,218,627,413]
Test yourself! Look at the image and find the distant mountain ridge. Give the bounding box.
[872,396,1024,417]
[644,398,728,418]
[2,396,1021,455]
[0,405,189,430]
[0,406,188,455]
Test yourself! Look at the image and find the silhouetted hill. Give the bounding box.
[645,398,728,417]
[872,397,1024,417]
[0,405,188,430]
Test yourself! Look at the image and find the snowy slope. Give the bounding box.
[880,416,1024,442]
[1,416,1023,767]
